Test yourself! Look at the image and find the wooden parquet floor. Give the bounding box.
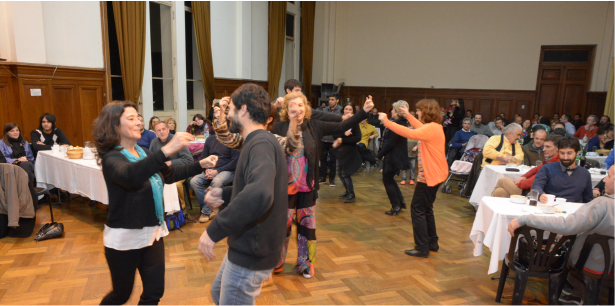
[0,167,593,305]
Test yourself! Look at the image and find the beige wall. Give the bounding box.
[312,1,614,92]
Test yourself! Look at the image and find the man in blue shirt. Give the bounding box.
[136,114,157,150]
[585,125,615,152]
[604,149,614,169]
[560,114,577,136]
[447,118,475,166]
[190,120,240,223]
[532,136,593,203]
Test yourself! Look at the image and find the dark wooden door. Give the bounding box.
[534,45,595,119]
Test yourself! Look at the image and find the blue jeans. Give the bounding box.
[401,157,417,181]
[211,253,272,305]
[190,171,234,215]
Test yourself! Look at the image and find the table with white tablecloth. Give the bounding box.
[34,151,181,213]
[586,155,607,167]
[469,165,606,208]
[469,196,583,274]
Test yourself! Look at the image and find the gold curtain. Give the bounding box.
[192,1,216,110]
[301,1,316,104]
[268,1,287,98]
[112,1,146,104]
[604,57,614,121]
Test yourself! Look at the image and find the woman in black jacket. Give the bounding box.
[445,99,465,145]
[271,93,373,279]
[332,104,362,203]
[377,101,410,216]
[93,101,217,305]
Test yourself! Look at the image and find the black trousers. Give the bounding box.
[319,142,337,181]
[382,161,404,208]
[410,182,440,252]
[336,163,354,195]
[101,238,165,305]
[18,161,35,182]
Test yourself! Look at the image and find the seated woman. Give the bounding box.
[0,123,35,182]
[186,114,214,136]
[586,124,614,152]
[30,113,71,158]
[148,116,160,131]
[164,117,177,135]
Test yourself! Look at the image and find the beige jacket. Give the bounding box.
[0,164,35,227]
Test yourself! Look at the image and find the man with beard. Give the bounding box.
[198,84,288,305]
[492,134,561,198]
[532,135,593,203]
[469,112,494,136]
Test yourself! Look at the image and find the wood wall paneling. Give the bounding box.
[311,85,536,123]
[586,92,608,119]
[51,85,82,143]
[80,86,103,142]
[0,63,105,145]
[213,78,268,99]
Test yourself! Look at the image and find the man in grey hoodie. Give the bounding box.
[508,165,614,305]
[469,113,494,137]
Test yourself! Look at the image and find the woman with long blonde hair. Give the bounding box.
[378,99,448,258]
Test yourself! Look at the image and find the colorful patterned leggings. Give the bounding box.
[276,191,317,276]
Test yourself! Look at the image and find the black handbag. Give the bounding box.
[34,222,64,241]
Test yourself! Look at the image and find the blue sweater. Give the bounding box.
[199,135,239,173]
[137,130,157,151]
[451,129,476,149]
[531,162,593,203]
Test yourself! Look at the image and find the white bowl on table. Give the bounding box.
[510,195,527,204]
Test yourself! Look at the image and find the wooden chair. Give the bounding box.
[565,233,613,305]
[495,225,576,305]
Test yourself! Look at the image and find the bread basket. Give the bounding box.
[66,149,83,159]
[596,149,610,156]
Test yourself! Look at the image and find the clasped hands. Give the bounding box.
[496,156,519,164]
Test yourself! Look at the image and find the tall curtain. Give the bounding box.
[112,1,146,104]
[268,1,287,98]
[604,57,614,121]
[192,1,216,110]
[301,1,316,103]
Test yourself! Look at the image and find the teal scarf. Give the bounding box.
[117,145,165,227]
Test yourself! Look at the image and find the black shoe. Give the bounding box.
[430,238,439,252]
[405,249,429,258]
[401,202,407,209]
[385,207,401,216]
[343,194,355,203]
[338,192,349,198]
[558,295,582,305]
[319,177,326,184]
[329,179,335,187]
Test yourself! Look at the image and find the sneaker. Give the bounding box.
[198,214,210,223]
[329,179,335,187]
[558,295,582,305]
[409,180,415,185]
[209,209,218,220]
[561,282,573,296]
[319,177,326,184]
[401,180,406,185]
[302,272,313,279]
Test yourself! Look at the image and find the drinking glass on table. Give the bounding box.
[529,189,539,207]
[535,160,542,167]
[592,146,597,153]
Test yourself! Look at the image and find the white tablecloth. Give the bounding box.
[469,196,583,274]
[469,165,606,208]
[34,151,181,213]
[587,155,607,167]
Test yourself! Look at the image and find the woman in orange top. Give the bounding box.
[378,99,449,258]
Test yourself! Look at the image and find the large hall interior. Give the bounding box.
[0,1,614,305]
